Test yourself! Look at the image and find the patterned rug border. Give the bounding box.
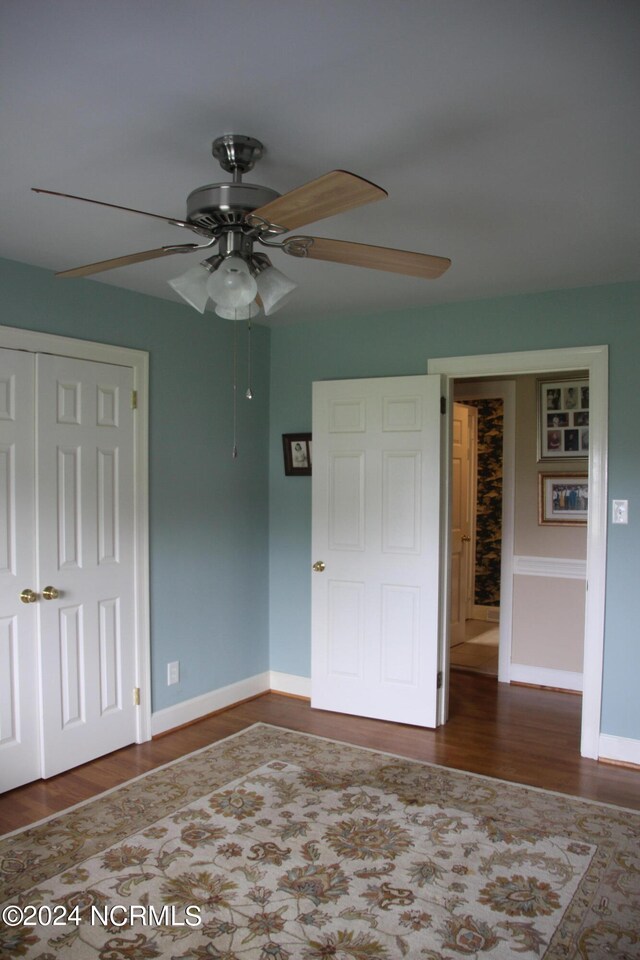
[0,724,257,842]
[3,720,638,844]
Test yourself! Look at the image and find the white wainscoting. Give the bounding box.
[511,554,586,692]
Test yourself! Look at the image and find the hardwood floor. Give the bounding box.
[1,671,639,834]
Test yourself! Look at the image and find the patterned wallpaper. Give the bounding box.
[461,398,504,607]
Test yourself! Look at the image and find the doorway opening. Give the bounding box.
[448,372,589,693]
[429,346,607,760]
[450,393,503,679]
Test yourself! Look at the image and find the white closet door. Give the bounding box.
[36,354,137,778]
[0,349,39,791]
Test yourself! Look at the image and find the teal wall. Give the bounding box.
[0,258,270,712]
[268,282,640,741]
[3,256,639,743]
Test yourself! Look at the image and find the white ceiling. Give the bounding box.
[1,0,639,324]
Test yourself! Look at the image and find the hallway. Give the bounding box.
[450,619,499,677]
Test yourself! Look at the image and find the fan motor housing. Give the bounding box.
[186,182,280,231]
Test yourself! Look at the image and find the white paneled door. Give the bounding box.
[450,402,475,646]
[311,375,444,727]
[0,349,137,791]
[0,349,39,790]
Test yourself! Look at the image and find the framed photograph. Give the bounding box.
[539,473,588,525]
[538,378,589,460]
[282,433,312,476]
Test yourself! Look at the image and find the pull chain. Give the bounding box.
[246,320,253,400]
[232,313,238,459]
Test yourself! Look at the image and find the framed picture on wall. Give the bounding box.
[538,378,589,460]
[282,433,312,476]
[539,473,588,525]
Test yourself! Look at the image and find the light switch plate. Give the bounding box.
[612,500,628,524]
[167,660,180,685]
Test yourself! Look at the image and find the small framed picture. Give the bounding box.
[539,473,588,525]
[282,433,312,476]
[538,378,589,460]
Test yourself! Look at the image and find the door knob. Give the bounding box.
[313,561,326,573]
[20,588,38,604]
[42,585,60,600]
[461,535,471,543]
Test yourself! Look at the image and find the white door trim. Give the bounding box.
[429,346,608,760]
[0,324,151,744]
[453,381,516,685]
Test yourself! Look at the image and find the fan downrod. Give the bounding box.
[212,134,264,180]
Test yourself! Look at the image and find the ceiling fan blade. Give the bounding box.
[293,237,451,279]
[56,244,200,278]
[252,170,387,232]
[32,188,193,229]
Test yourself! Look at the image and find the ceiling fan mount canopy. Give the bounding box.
[211,133,265,177]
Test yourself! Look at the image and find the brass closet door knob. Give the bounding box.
[313,561,326,572]
[42,586,60,600]
[20,589,38,603]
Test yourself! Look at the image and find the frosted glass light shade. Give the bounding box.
[256,265,297,316]
[214,300,260,320]
[206,255,257,308]
[168,263,211,313]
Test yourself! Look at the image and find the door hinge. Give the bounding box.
[131,390,138,410]
[133,686,141,706]
[437,670,443,689]
[440,396,447,415]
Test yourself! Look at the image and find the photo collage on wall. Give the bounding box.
[538,378,589,460]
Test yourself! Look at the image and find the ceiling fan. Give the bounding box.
[32,134,451,318]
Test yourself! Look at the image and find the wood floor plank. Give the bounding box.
[1,672,638,834]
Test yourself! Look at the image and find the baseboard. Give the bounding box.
[509,663,583,692]
[472,605,500,622]
[151,672,271,736]
[269,672,311,699]
[598,734,640,768]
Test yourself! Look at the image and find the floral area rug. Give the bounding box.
[1,723,639,958]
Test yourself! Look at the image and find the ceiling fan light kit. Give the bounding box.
[32,132,451,320]
[204,254,257,309]
[214,300,260,321]
[254,260,298,316]
[167,262,214,314]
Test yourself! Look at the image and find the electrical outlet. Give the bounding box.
[167,660,180,685]
[612,500,628,524]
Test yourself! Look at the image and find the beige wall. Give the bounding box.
[512,374,587,676]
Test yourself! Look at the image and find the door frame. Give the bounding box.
[0,323,151,744]
[453,381,516,685]
[429,346,608,760]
